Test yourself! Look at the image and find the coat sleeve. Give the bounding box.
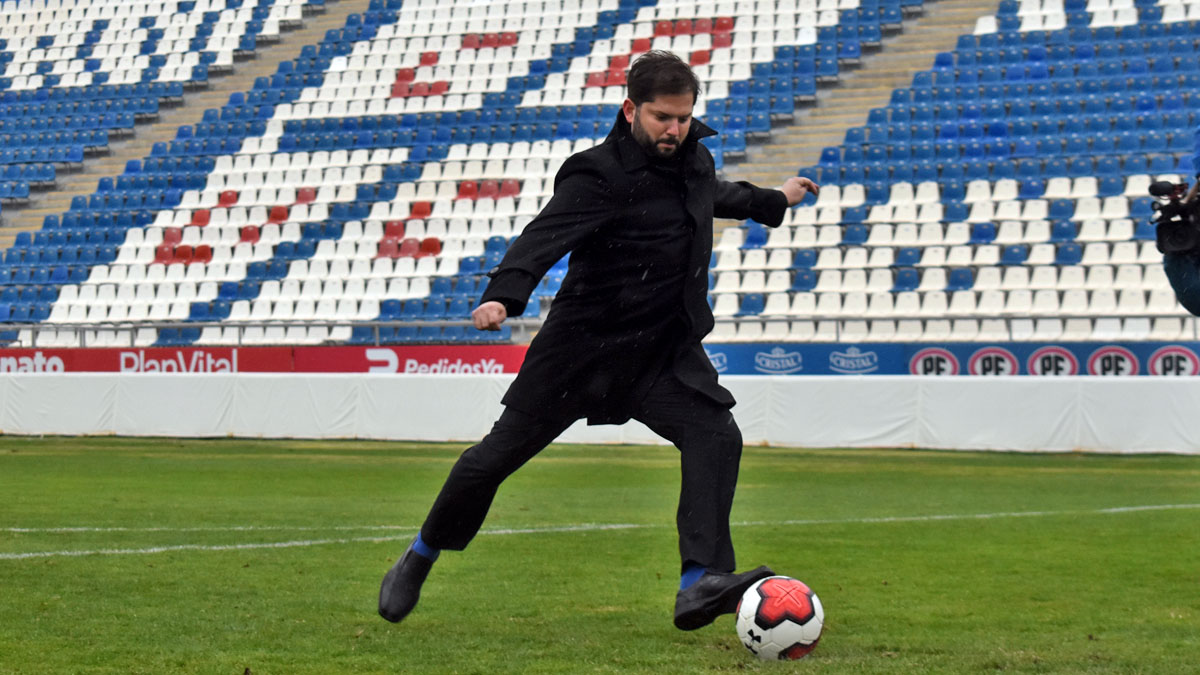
[480,155,614,316]
[712,179,790,228]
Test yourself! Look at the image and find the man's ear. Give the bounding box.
[622,99,636,124]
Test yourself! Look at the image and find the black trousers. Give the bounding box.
[419,372,743,573]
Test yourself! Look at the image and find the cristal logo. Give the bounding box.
[753,347,803,374]
[705,349,728,373]
[829,346,878,374]
[365,348,504,374]
[119,350,239,372]
[0,351,65,372]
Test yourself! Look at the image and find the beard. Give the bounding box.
[631,113,680,159]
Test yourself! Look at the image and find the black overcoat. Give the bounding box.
[481,111,789,424]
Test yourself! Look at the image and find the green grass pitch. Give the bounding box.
[1,437,1198,673]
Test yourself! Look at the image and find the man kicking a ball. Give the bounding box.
[379,50,818,630]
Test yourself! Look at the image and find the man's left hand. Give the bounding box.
[779,176,819,207]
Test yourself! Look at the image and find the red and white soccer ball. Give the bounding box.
[735,576,824,660]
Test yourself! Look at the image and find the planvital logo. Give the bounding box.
[705,348,728,373]
[754,347,803,374]
[829,346,879,374]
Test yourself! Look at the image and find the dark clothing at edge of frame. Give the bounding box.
[478,111,789,425]
[1163,122,1200,315]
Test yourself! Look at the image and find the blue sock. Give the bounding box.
[679,563,707,590]
[412,533,440,562]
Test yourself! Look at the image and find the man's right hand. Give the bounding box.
[472,301,508,331]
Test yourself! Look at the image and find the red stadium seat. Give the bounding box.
[239,225,259,244]
[192,244,213,264]
[631,37,651,53]
[586,72,605,87]
[461,34,481,49]
[499,32,518,46]
[398,238,421,257]
[416,237,442,257]
[430,81,450,96]
[714,16,735,31]
[690,50,711,66]
[384,220,406,240]
[191,209,210,226]
[154,244,174,264]
[174,244,193,264]
[457,180,479,200]
[478,180,500,200]
[268,205,289,223]
[377,239,400,258]
[411,82,431,97]
[605,70,627,87]
[391,82,410,98]
[610,54,630,70]
[654,20,674,36]
[420,51,438,66]
[162,227,183,245]
[395,68,416,83]
[694,18,713,33]
[295,187,316,204]
[499,179,521,198]
[481,33,500,48]
[218,190,238,207]
[675,19,693,35]
[712,32,732,48]
[410,202,432,219]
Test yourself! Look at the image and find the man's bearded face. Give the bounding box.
[628,92,694,159]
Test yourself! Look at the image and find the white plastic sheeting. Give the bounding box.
[0,374,1196,454]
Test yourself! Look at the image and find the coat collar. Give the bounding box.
[606,108,717,174]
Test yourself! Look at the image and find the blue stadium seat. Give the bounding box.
[736,293,765,316]
[892,268,919,292]
[790,269,816,292]
[1055,242,1083,266]
[741,222,768,248]
[893,247,921,267]
[1050,220,1077,242]
[946,267,974,291]
[969,222,996,244]
[999,244,1029,266]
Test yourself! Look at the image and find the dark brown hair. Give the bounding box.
[626,50,701,105]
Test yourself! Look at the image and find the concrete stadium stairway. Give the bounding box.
[721,0,993,192]
[2,0,371,247]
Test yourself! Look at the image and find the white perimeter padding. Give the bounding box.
[0,374,1197,454]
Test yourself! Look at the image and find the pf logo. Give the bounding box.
[968,347,1018,376]
[1027,347,1079,376]
[1148,346,1200,376]
[1087,347,1139,376]
[909,348,959,375]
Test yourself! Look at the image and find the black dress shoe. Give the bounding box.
[378,544,434,623]
[673,565,774,631]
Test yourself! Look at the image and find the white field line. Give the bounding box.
[1,504,1197,561]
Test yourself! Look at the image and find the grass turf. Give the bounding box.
[0,437,1197,673]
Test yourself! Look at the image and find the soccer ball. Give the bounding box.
[735,576,824,660]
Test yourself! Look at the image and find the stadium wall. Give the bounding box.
[2,373,1198,454]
